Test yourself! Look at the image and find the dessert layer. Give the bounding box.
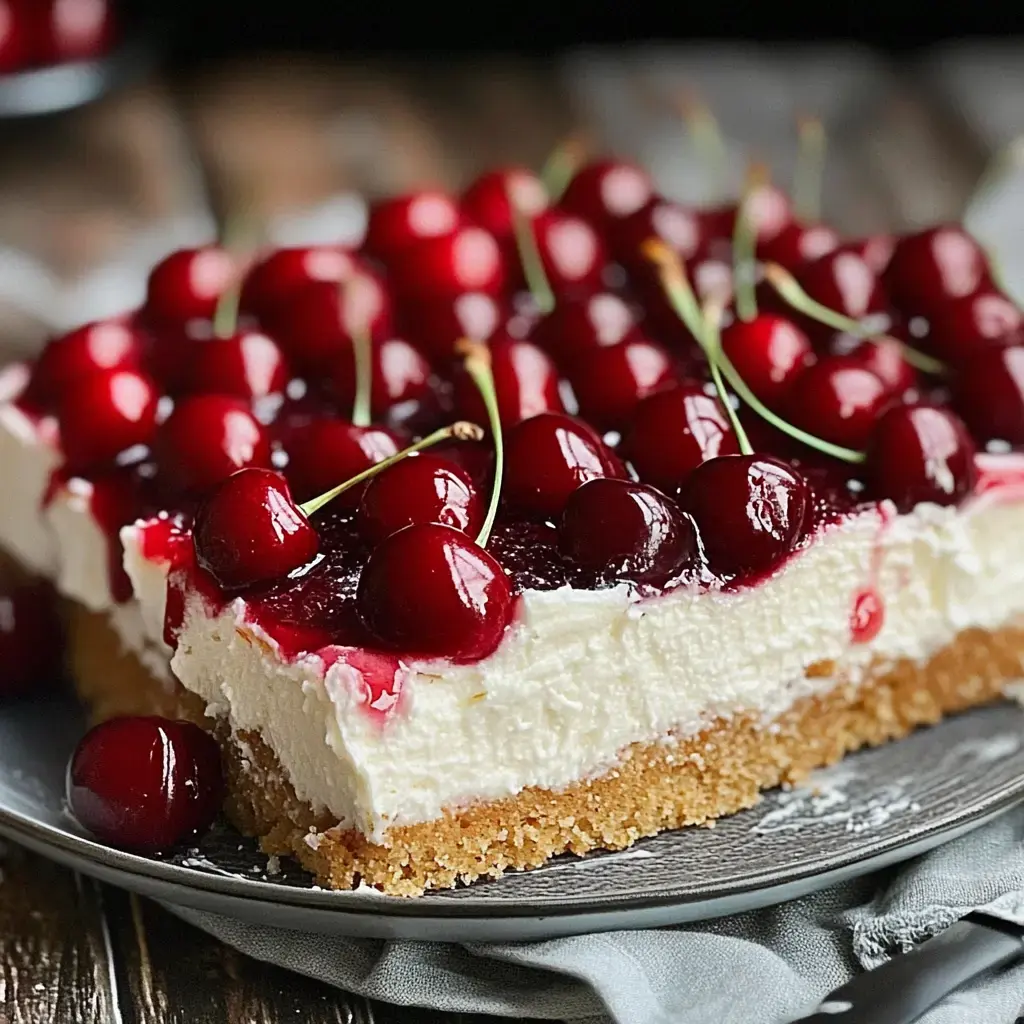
[69,604,1024,895]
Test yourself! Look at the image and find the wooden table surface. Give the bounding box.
[1,42,1022,1024]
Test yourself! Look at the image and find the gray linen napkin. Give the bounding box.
[163,806,1024,1024]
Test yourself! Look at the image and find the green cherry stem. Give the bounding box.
[298,421,484,518]
[677,91,729,204]
[701,300,752,456]
[732,165,764,323]
[792,116,826,223]
[508,184,556,315]
[540,134,588,203]
[212,214,262,339]
[761,262,946,375]
[456,339,504,548]
[345,278,374,429]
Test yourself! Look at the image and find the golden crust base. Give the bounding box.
[68,606,1024,896]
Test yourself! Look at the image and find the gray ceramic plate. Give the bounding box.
[1,693,1023,941]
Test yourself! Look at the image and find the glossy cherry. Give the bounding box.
[837,235,895,275]
[529,291,641,368]
[559,478,695,582]
[356,523,513,662]
[703,182,794,250]
[793,250,889,343]
[362,190,463,263]
[504,412,624,519]
[58,368,160,472]
[388,226,506,300]
[142,247,237,328]
[460,167,548,239]
[559,159,654,230]
[955,344,1024,444]
[0,582,63,700]
[787,356,890,449]
[609,197,703,274]
[847,337,918,398]
[397,292,507,363]
[720,314,814,407]
[156,395,271,494]
[757,221,839,269]
[187,330,289,400]
[326,336,433,417]
[865,404,977,512]
[0,0,31,72]
[569,338,676,430]
[920,290,1022,364]
[358,454,482,544]
[193,468,319,589]
[883,225,991,315]
[527,210,608,297]
[452,335,563,429]
[622,383,740,493]
[67,717,223,854]
[682,455,810,577]
[238,246,357,322]
[32,0,116,64]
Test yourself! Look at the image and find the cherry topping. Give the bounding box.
[847,337,917,398]
[452,335,563,428]
[58,368,160,473]
[682,455,810,577]
[529,291,641,368]
[793,250,888,334]
[528,210,607,296]
[883,225,991,315]
[504,412,624,519]
[142,247,237,329]
[397,292,506,363]
[865,404,976,512]
[187,329,289,400]
[559,159,654,229]
[955,344,1024,444]
[720,314,814,406]
[356,523,512,662]
[570,338,676,430]
[757,221,839,269]
[704,182,793,250]
[156,395,271,494]
[388,226,506,300]
[326,337,432,418]
[67,717,223,854]
[193,468,319,589]
[239,246,357,322]
[610,197,703,273]
[920,290,1022,364]
[358,454,482,544]
[0,582,63,700]
[787,356,890,449]
[363,191,463,263]
[461,167,548,239]
[560,478,695,582]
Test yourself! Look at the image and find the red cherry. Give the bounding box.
[238,246,357,322]
[622,383,740,493]
[569,338,676,430]
[284,419,401,505]
[504,412,624,519]
[866,405,976,512]
[67,717,223,854]
[356,523,513,662]
[610,197,703,274]
[397,292,507,363]
[388,226,505,300]
[29,320,145,407]
[461,167,548,239]
[453,335,563,429]
[31,0,115,64]
[326,336,432,418]
[792,250,889,344]
[156,395,271,494]
[559,478,695,582]
[358,454,482,545]
[529,292,641,368]
[270,271,392,371]
[187,330,289,400]
[528,210,608,296]
[837,235,895,275]
[58,368,160,473]
[787,356,890,449]
[883,226,991,315]
[0,1,31,73]
[0,582,63,700]
[559,159,654,229]
[757,221,839,268]
[143,247,238,329]
[720,314,814,406]
[847,337,918,398]
[363,191,462,263]
[955,344,1024,444]
[703,183,794,248]
[919,291,1022,363]
[193,468,319,589]
[682,455,810,577]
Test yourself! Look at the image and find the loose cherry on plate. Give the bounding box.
[682,454,810,577]
[528,291,641,368]
[461,167,548,239]
[326,336,433,418]
[155,394,271,495]
[356,523,512,662]
[142,247,238,328]
[883,225,991,315]
[918,290,1022,363]
[719,314,814,407]
[358,454,482,544]
[569,337,677,430]
[58,368,160,473]
[955,344,1024,444]
[67,717,223,854]
[559,478,695,582]
[865,404,977,512]
[193,468,319,589]
[397,292,507,363]
[504,411,624,519]
[621,383,740,493]
[387,226,506,301]
[0,582,63,700]
[362,190,463,263]
[787,356,890,449]
[238,246,357,322]
[186,329,290,400]
[558,159,654,230]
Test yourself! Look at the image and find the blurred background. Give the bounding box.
[2,0,1024,359]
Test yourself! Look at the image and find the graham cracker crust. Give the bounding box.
[68,605,1024,896]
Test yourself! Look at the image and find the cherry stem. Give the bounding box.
[508,184,556,315]
[298,422,484,518]
[540,134,588,202]
[456,339,503,549]
[643,240,866,465]
[701,301,752,456]
[344,278,373,428]
[212,215,261,339]
[677,91,728,203]
[762,262,946,375]
[792,116,826,223]
[732,165,764,322]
